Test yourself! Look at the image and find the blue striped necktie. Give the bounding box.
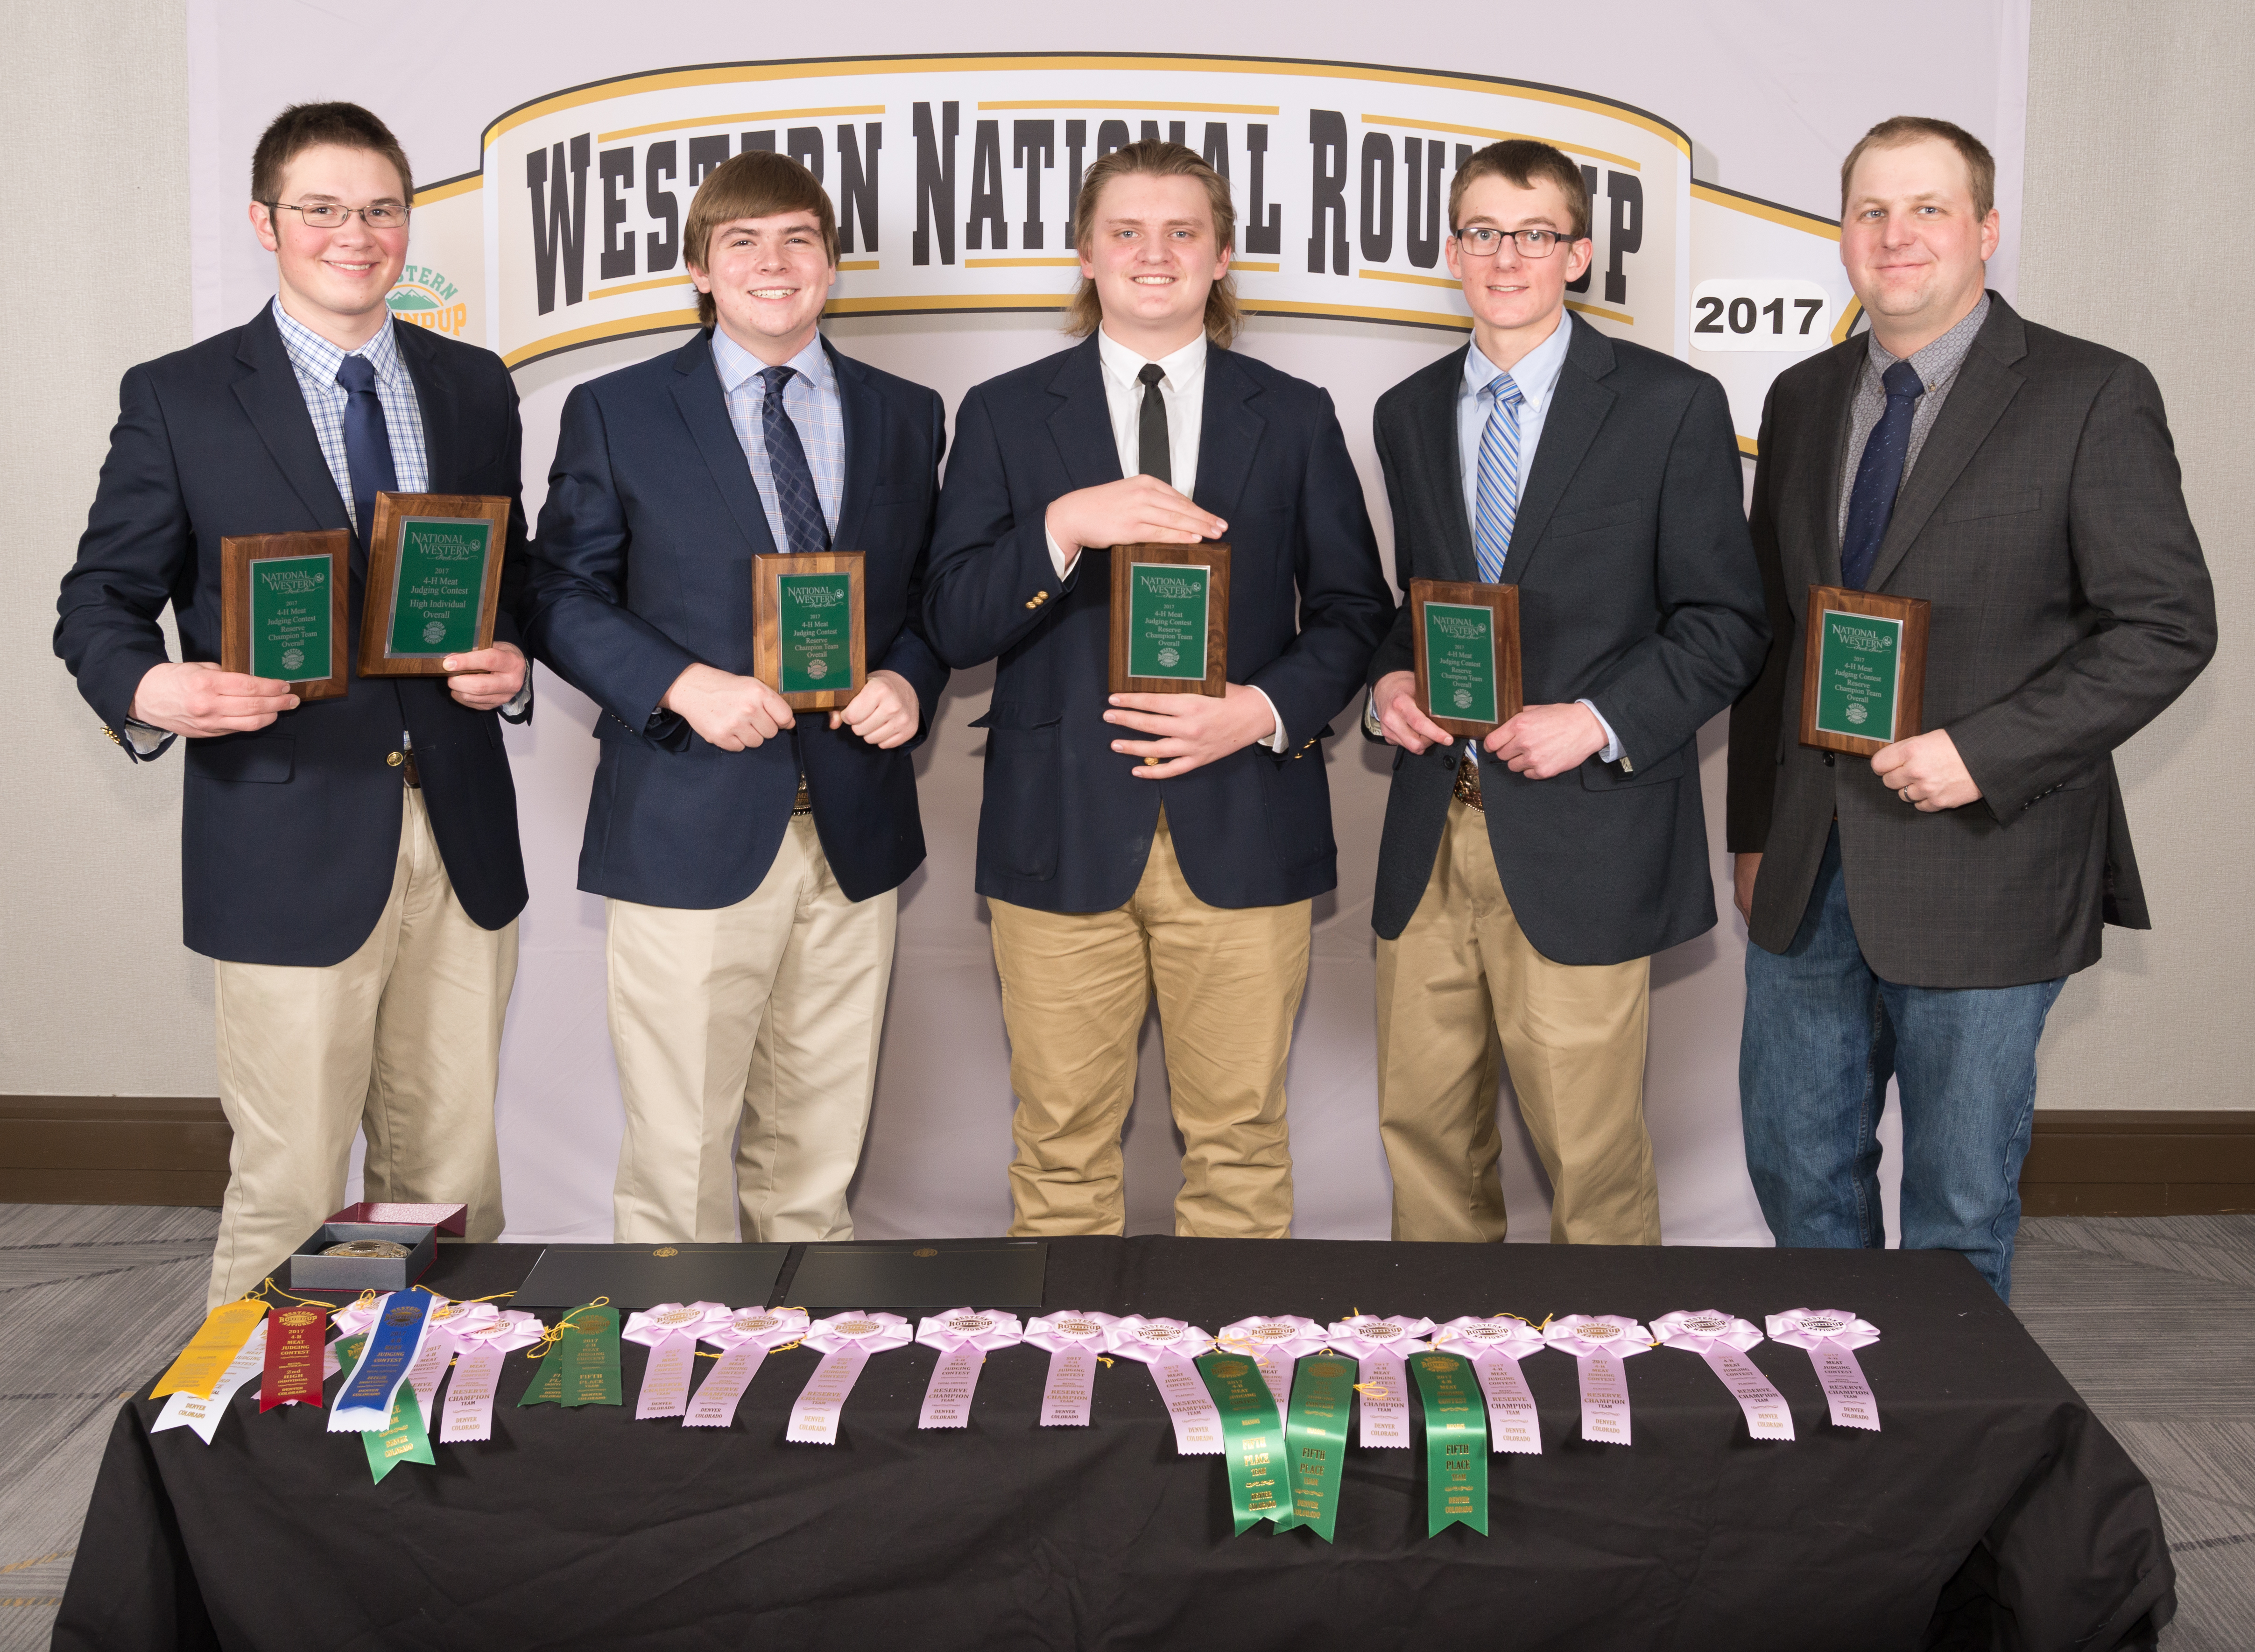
[336,353,396,559]
[760,365,831,556]
[1473,373,1525,584]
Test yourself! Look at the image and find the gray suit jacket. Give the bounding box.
[1366,316,1768,964]
[1726,294,2215,987]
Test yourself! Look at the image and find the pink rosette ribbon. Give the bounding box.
[914,1308,1026,1429]
[1430,1315,1546,1454]
[789,1311,914,1444]
[1214,1315,1329,1410]
[1767,1308,1882,1431]
[402,1297,504,1419]
[438,1309,546,1443]
[623,1301,731,1421]
[685,1306,810,1430]
[1542,1314,1652,1445]
[1022,1310,1120,1426]
[1652,1310,1795,1442]
[1105,1316,1222,1456]
[1326,1314,1436,1448]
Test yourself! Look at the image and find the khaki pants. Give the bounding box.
[1375,797,1658,1245]
[607,815,895,1244]
[208,789,514,1307]
[989,810,1309,1238]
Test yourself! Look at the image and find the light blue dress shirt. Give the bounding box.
[712,328,846,547]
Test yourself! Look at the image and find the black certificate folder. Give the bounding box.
[789,1241,1048,1314]
[512,1243,791,1311]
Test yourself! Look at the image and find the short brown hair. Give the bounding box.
[1068,140,1240,349]
[684,151,839,328]
[251,103,413,207]
[1840,116,1996,220]
[1448,140,1591,242]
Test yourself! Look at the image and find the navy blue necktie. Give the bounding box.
[760,366,831,556]
[337,353,397,559]
[1839,359,1924,590]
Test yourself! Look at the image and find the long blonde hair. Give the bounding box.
[1067,140,1240,349]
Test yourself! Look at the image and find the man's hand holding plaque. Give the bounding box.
[358,494,509,678]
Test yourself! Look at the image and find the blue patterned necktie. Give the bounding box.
[1473,373,1525,584]
[1840,359,1924,590]
[337,353,397,558]
[760,365,831,556]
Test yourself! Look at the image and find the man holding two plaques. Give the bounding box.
[1727,119,2214,1298]
[53,104,534,1306]
[926,141,1392,1237]
[526,152,947,1244]
[1364,141,1766,1247]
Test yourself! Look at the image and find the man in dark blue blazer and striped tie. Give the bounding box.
[526,152,948,1244]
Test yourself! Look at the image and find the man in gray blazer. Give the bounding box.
[1365,141,1766,1246]
[1727,117,2214,1299]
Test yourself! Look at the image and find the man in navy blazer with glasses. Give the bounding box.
[925,140,1392,1240]
[527,151,948,1246]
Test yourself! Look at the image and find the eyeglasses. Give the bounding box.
[264,200,410,231]
[1452,226,1574,258]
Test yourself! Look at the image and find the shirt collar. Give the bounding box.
[270,295,404,387]
[1865,291,1990,392]
[1463,310,1573,410]
[712,326,833,396]
[1097,325,1208,394]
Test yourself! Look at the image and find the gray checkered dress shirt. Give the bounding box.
[1835,293,1989,544]
[270,298,430,533]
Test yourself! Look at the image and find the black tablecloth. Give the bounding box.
[55,1238,2170,1652]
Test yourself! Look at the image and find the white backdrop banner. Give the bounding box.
[186,2,2030,1244]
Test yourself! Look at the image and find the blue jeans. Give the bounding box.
[1740,827,2064,1300]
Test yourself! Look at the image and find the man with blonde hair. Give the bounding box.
[926,140,1391,1237]
[527,149,949,1243]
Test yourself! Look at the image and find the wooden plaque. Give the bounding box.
[220,529,352,701]
[1410,578,1522,739]
[754,551,867,711]
[1799,585,1930,756]
[357,492,510,678]
[1108,542,1230,697]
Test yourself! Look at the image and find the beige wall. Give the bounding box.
[3,0,2245,1114]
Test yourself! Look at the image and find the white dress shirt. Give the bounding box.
[1047,327,1286,751]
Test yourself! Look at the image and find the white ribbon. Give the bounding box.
[152,1322,268,1444]
[622,1301,731,1421]
[789,1311,914,1445]
[1106,1316,1221,1455]
[1326,1315,1436,1448]
[1767,1308,1882,1431]
[1543,1314,1651,1446]
[1213,1315,1327,1411]
[1431,1315,1545,1454]
[914,1308,1026,1429]
[437,1310,546,1443]
[1022,1310,1120,1426]
[686,1306,810,1430]
[1651,1309,1795,1441]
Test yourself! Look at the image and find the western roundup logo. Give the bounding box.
[401,53,1860,451]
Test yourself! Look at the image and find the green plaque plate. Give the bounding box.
[383,516,493,658]
[248,554,333,683]
[1125,562,1210,681]
[1812,607,1903,743]
[776,571,855,694]
[1422,601,1497,725]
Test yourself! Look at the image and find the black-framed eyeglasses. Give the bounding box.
[1452,226,1574,258]
[263,200,411,230]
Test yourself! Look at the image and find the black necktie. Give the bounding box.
[1840,359,1924,590]
[1136,361,1170,484]
[337,353,397,560]
[759,365,831,556]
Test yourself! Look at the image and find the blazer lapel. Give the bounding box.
[1503,315,1614,587]
[1191,348,1264,525]
[825,338,884,553]
[670,331,779,557]
[1045,335,1124,494]
[1866,297,2028,593]
[1804,341,1864,589]
[231,307,350,532]
[396,326,461,494]
[1414,349,1479,583]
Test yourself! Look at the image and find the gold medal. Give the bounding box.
[324,1239,411,1259]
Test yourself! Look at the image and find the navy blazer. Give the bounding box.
[54,304,532,968]
[925,335,1392,914]
[1365,317,1768,964]
[524,331,948,908]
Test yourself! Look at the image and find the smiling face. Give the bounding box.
[1840,136,1999,355]
[1078,171,1230,358]
[690,209,837,364]
[1445,172,1593,369]
[250,142,410,350]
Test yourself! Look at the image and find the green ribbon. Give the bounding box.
[517,1303,622,1408]
[333,1332,367,1373]
[1409,1349,1489,1536]
[363,1382,435,1483]
[1270,1352,1354,1541]
[1194,1351,1289,1536]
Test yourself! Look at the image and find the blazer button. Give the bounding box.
[386,751,404,768]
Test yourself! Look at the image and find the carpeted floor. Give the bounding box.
[0,1205,2248,1650]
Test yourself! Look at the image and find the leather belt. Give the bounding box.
[793,777,812,817]
[1453,752,1483,811]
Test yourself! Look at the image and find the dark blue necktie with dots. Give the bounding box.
[759,365,831,556]
[337,353,397,559]
[1839,359,1924,590]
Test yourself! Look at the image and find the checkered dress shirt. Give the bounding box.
[270,297,430,534]
[712,329,845,546]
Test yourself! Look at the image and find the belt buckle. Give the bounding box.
[401,750,422,790]
[1452,753,1483,811]
[792,779,812,817]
